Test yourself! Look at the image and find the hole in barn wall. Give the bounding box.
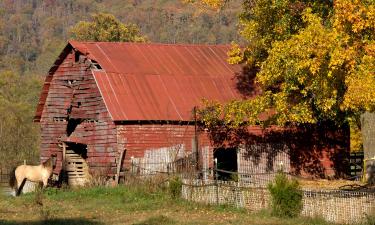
[67,142,88,159]
[66,118,83,136]
[75,51,80,63]
[214,147,238,181]
[90,60,102,70]
[66,80,77,86]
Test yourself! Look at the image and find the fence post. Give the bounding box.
[130,156,134,175]
[214,158,219,205]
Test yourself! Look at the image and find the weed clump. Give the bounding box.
[168,176,182,198]
[268,172,302,218]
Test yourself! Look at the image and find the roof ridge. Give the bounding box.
[69,40,232,47]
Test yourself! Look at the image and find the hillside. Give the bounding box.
[0,0,241,165]
[0,0,242,75]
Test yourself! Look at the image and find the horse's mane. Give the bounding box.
[42,158,52,168]
[42,154,56,168]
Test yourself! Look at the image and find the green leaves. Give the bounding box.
[70,13,147,42]
[268,172,303,218]
[0,71,42,167]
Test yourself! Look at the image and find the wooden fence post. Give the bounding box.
[214,158,219,205]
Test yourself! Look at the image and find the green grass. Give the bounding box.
[0,185,362,225]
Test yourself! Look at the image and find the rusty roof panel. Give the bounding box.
[41,41,244,122]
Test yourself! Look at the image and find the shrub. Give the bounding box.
[362,214,375,225]
[169,176,182,198]
[268,172,302,218]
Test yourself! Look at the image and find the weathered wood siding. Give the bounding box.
[40,50,117,174]
[117,124,213,170]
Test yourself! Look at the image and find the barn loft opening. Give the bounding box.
[214,147,238,181]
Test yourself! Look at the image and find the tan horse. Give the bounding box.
[9,154,56,196]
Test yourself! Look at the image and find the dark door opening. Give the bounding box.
[214,147,238,181]
[62,142,89,186]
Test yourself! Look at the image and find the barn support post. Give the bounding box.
[214,158,219,205]
[62,142,66,170]
[193,106,200,174]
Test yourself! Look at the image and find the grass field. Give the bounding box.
[0,185,368,225]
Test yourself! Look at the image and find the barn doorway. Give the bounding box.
[214,147,238,181]
[62,142,90,186]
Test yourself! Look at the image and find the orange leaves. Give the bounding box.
[334,0,374,34]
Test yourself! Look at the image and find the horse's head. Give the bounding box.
[43,154,57,169]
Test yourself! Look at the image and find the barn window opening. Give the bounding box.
[53,117,66,122]
[214,147,238,181]
[84,118,99,124]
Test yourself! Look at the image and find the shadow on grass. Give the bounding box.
[132,215,176,225]
[0,218,103,225]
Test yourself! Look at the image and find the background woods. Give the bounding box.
[0,0,241,167]
[0,0,371,168]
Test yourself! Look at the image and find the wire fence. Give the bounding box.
[181,178,375,224]
[126,160,375,224]
[0,167,9,188]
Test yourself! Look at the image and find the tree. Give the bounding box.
[199,0,374,131]
[0,71,41,167]
[70,13,147,42]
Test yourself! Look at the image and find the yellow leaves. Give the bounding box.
[183,0,226,10]
[342,55,375,111]
[69,13,147,42]
[272,92,316,125]
[197,99,223,127]
[349,119,363,152]
[199,0,374,128]
[198,93,273,127]
[227,43,244,65]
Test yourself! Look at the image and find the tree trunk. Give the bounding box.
[361,112,375,184]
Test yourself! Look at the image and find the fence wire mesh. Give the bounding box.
[126,160,375,224]
[180,178,375,224]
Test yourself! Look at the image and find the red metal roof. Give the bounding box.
[36,41,244,122]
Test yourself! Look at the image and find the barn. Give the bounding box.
[34,41,349,185]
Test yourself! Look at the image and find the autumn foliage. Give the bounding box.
[70,13,147,42]
[199,0,374,130]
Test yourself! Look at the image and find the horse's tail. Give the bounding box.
[9,167,17,190]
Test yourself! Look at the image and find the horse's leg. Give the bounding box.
[42,177,48,189]
[16,177,26,196]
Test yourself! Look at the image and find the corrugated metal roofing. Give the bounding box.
[36,41,245,122]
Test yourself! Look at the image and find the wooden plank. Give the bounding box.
[115,149,125,185]
[62,142,66,171]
